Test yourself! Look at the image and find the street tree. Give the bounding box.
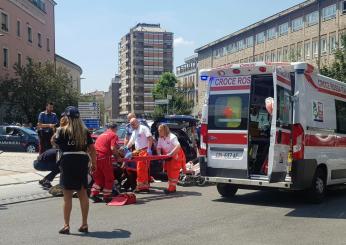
[152,72,193,118]
[0,59,79,124]
[320,34,346,83]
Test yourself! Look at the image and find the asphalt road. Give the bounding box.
[1,183,346,245]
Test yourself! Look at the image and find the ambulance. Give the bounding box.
[199,62,346,203]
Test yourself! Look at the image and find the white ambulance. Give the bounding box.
[199,62,346,203]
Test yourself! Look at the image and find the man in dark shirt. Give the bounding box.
[37,102,58,154]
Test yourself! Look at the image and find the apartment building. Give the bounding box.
[176,54,198,115]
[0,0,56,78]
[195,0,346,112]
[104,74,121,121]
[55,54,83,94]
[118,23,173,116]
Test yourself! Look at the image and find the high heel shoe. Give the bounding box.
[59,225,70,235]
[78,225,88,233]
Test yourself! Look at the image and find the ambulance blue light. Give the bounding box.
[201,75,208,81]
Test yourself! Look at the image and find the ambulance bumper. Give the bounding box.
[205,176,292,189]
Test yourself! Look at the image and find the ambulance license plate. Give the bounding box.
[212,151,243,160]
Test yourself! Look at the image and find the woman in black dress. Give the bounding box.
[54,106,96,234]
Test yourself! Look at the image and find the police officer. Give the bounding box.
[37,102,58,154]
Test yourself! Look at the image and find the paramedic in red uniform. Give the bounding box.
[90,123,119,203]
[156,124,186,194]
[126,118,153,193]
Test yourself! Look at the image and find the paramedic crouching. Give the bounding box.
[126,118,153,193]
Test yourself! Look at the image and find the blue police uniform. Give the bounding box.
[38,111,58,153]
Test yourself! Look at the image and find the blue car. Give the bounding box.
[0,126,39,153]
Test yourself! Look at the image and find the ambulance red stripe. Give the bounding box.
[208,133,247,145]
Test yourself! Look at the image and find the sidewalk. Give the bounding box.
[0,152,46,186]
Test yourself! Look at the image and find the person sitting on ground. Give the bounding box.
[37,114,68,188]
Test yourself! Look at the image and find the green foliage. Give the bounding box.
[152,72,193,117]
[320,34,346,83]
[0,58,79,124]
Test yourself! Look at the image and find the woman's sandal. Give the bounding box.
[78,225,88,233]
[59,225,70,235]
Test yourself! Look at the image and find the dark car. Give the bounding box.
[151,115,199,162]
[91,125,126,146]
[0,126,39,153]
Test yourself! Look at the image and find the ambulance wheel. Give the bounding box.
[26,144,36,153]
[308,167,326,204]
[217,183,238,198]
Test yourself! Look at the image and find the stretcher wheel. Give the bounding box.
[217,183,238,198]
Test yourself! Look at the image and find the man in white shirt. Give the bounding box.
[126,118,153,193]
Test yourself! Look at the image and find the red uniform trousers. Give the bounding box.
[136,150,150,191]
[165,149,186,191]
[91,155,114,198]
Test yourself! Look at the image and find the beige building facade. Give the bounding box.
[55,54,83,94]
[0,0,56,78]
[196,0,346,112]
[176,54,199,115]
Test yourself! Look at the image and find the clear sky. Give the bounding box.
[55,0,303,93]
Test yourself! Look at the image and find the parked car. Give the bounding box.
[91,125,126,146]
[0,125,39,153]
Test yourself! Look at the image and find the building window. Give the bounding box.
[237,40,244,50]
[17,53,22,67]
[278,22,289,36]
[3,48,8,68]
[343,1,346,14]
[322,4,336,21]
[47,38,50,52]
[255,32,265,44]
[267,27,276,40]
[28,26,33,43]
[38,33,42,48]
[227,43,237,54]
[330,34,337,53]
[306,11,319,26]
[265,52,270,62]
[245,36,253,48]
[320,37,328,54]
[16,20,21,37]
[283,46,289,61]
[312,39,318,57]
[277,48,282,61]
[305,41,311,59]
[297,42,303,61]
[271,51,276,62]
[292,17,304,32]
[1,12,9,32]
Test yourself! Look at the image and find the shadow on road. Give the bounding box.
[213,189,346,219]
[72,229,131,239]
[135,187,202,204]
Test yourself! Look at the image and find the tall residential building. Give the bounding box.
[55,54,83,94]
[118,23,173,116]
[0,0,56,78]
[104,74,120,121]
[195,0,346,113]
[176,54,198,115]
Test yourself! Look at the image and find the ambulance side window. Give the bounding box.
[276,86,292,129]
[335,100,346,134]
